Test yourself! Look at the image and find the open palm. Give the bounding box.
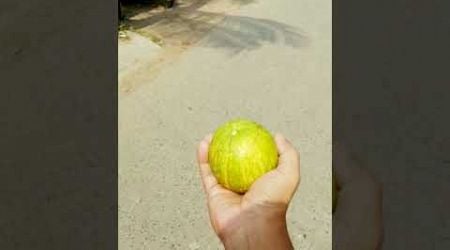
[196,133,300,238]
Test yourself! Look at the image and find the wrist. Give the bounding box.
[220,203,293,250]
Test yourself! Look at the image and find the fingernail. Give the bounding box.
[205,133,213,142]
[200,140,209,151]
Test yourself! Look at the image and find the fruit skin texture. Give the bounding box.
[208,119,278,193]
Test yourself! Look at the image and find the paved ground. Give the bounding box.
[119,0,331,249]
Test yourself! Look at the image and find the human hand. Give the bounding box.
[196,133,300,250]
[333,143,383,250]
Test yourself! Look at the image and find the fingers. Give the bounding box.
[197,134,219,195]
[205,133,213,144]
[274,133,300,179]
[245,134,300,205]
[197,134,212,165]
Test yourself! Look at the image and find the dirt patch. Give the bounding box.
[119,43,183,94]
[122,0,243,46]
[119,0,250,95]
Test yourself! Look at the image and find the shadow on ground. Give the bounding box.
[122,0,307,54]
[200,15,307,54]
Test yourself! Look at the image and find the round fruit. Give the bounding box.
[208,119,278,193]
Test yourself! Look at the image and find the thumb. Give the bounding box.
[244,134,300,205]
[274,133,300,180]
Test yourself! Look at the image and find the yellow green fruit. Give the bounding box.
[208,119,278,193]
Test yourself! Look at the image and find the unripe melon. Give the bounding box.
[208,119,278,193]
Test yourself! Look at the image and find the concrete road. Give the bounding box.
[119,0,331,249]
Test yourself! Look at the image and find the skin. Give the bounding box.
[333,143,384,250]
[197,133,300,250]
[197,135,383,250]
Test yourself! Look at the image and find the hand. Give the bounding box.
[333,143,383,250]
[196,133,300,250]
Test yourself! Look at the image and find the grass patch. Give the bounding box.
[135,29,164,46]
[118,21,164,46]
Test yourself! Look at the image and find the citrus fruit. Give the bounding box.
[208,119,278,193]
